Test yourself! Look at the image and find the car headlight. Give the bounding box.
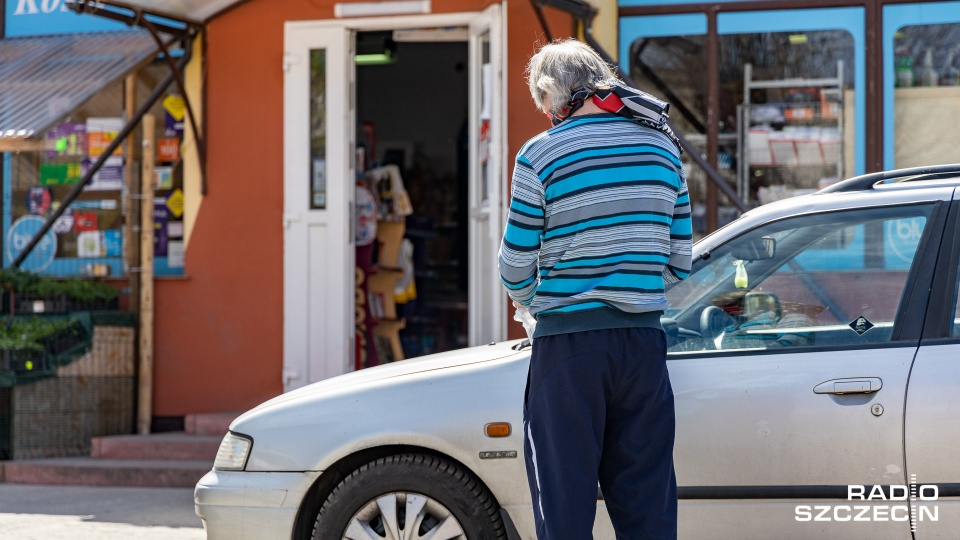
[214,432,253,471]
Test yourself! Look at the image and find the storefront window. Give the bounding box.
[719,29,854,206]
[628,33,722,235]
[309,49,327,210]
[4,86,127,275]
[891,23,960,168]
[2,61,188,277]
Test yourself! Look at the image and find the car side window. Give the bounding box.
[952,255,960,338]
[664,205,933,353]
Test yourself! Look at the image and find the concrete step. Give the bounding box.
[184,412,238,436]
[91,433,222,461]
[0,458,211,488]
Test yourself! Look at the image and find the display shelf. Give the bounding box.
[738,62,845,205]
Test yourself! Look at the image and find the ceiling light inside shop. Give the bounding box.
[789,34,809,45]
[356,31,397,65]
[356,51,396,65]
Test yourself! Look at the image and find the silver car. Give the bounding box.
[196,165,960,539]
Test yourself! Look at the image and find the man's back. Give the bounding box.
[499,112,691,336]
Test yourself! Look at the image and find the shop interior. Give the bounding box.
[353,30,470,368]
[628,30,855,237]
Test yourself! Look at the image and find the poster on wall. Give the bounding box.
[157,138,180,163]
[168,241,185,268]
[154,166,174,190]
[163,94,186,137]
[52,208,74,235]
[103,230,122,257]
[25,187,52,215]
[154,199,169,257]
[77,230,101,258]
[87,117,124,158]
[46,123,87,158]
[5,216,57,272]
[73,212,98,232]
[166,189,184,219]
[39,163,82,185]
[84,156,125,191]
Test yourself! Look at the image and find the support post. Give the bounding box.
[705,9,719,232]
[124,76,141,320]
[137,114,155,435]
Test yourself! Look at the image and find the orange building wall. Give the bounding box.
[153,0,572,416]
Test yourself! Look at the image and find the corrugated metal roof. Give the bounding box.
[91,0,246,24]
[0,31,158,141]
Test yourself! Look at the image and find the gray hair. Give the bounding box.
[526,39,617,114]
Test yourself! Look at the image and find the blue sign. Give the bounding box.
[5,216,57,272]
[5,0,127,37]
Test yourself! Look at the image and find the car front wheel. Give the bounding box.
[313,453,507,540]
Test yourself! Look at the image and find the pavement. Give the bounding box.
[0,484,204,539]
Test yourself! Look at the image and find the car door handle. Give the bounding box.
[813,377,883,395]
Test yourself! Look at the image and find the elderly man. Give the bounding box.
[499,39,692,540]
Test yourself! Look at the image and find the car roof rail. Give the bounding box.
[818,163,960,194]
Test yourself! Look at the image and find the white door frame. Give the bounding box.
[283,9,507,390]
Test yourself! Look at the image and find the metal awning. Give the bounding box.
[71,0,248,25]
[0,30,159,150]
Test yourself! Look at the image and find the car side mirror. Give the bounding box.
[734,237,776,261]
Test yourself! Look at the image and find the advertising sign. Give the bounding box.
[5,0,126,37]
[5,216,57,272]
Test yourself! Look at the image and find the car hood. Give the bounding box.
[237,339,528,421]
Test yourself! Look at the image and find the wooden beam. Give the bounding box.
[137,114,155,435]
[0,139,53,153]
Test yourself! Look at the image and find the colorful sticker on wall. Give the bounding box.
[154,166,174,190]
[52,208,74,235]
[154,199,169,257]
[46,123,87,158]
[84,156,125,191]
[26,187,52,215]
[39,162,82,186]
[86,117,124,158]
[163,94,186,137]
[157,138,180,163]
[166,188,184,218]
[5,216,57,272]
[102,230,122,257]
[73,212,98,232]
[77,230,101,258]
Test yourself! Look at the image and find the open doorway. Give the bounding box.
[354,29,471,367]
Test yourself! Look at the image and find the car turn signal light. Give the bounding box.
[485,422,511,438]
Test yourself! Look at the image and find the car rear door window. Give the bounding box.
[665,204,933,353]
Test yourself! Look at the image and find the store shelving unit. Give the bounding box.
[737,61,845,205]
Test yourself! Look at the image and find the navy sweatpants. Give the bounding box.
[523,327,677,540]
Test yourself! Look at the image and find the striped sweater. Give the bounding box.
[498,112,692,337]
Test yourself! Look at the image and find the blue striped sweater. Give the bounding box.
[498,113,692,337]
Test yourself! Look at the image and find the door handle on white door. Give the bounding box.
[813,377,883,395]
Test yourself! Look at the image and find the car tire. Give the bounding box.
[312,453,508,540]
